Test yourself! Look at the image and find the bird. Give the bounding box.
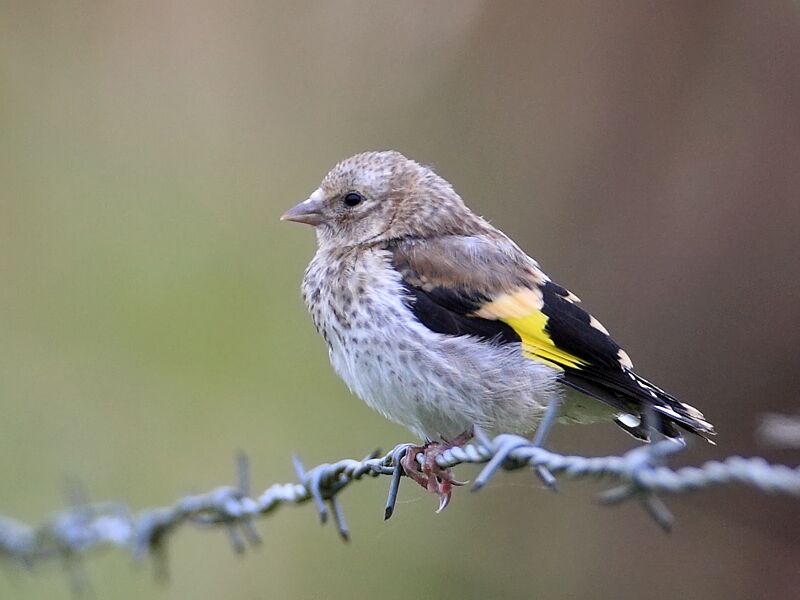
[281,150,715,509]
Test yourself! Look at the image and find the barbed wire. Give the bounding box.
[758,413,800,448]
[1,427,799,589]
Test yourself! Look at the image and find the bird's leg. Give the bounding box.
[441,428,474,448]
[400,429,472,512]
[530,395,561,489]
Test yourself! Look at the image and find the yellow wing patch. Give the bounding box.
[473,288,543,319]
[472,288,586,370]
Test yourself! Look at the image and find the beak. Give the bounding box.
[280,191,325,226]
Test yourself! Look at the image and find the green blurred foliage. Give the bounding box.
[1,2,799,599]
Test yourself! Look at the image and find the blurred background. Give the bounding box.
[2,2,799,598]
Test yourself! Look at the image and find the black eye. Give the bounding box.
[343,192,364,207]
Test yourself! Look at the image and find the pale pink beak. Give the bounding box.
[281,194,325,226]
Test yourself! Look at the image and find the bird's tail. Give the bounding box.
[563,368,716,443]
[614,371,716,443]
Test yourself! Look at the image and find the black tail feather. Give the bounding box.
[561,368,715,443]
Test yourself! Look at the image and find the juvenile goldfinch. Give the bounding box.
[282,151,714,506]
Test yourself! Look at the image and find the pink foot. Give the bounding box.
[400,430,472,512]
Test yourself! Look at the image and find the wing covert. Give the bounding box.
[386,234,714,438]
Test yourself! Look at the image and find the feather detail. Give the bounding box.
[388,235,715,440]
[472,288,586,370]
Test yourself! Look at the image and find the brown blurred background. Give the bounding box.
[2,2,799,599]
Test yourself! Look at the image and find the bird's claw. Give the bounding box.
[398,439,468,513]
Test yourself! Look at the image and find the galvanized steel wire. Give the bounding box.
[1,430,799,583]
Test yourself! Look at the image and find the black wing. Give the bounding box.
[388,236,715,440]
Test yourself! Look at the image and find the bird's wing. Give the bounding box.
[388,235,714,439]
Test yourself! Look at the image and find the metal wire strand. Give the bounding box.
[1,433,799,578]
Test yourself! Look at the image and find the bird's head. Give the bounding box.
[281,151,486,248]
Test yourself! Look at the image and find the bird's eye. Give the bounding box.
[343,192,364,207]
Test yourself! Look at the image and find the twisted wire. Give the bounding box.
[1,432,798,583]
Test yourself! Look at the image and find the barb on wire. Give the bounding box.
[1,432,799,582]
[759,413,800,448]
